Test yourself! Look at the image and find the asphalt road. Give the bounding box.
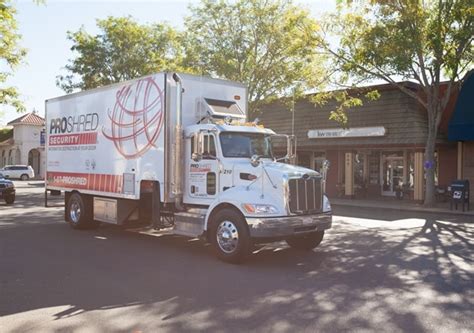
[0,182,473,332]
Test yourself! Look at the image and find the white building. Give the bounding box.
[0,112,46,179]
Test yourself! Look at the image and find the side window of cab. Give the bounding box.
[203,135,216,158]
[190,134,217,160]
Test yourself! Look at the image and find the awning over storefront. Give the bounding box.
[449,71,474,141]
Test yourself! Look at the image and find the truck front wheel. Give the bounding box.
[210,209,251,264]
[66,193,96,229]
[286,231,325,251]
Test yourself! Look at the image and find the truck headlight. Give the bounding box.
[242,203,279,215]
[323,195,331,213]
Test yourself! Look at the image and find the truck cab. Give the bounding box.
[181,121,332,263]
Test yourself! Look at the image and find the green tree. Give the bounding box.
[183,0,326,115]
[319,0,473,205]
[0,0,27,112]
[57,16,184,93]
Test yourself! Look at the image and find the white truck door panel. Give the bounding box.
[185,134,219,204]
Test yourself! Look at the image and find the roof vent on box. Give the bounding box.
[198,97,246,121]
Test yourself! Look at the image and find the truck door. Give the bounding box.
[186,133,219,204]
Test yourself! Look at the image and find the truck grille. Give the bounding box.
[288,177,322,214]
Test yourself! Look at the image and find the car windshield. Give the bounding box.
[220,132,273,158]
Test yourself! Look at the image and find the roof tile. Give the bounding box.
[7,113,45,126]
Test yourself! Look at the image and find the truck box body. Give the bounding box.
[45,73,247,202]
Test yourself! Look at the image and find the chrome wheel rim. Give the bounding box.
[216,220,239,254]
[70,201,81,224]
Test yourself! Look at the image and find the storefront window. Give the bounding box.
[368,151,380,185]
[354,152,365,187]
[408,152,415,188]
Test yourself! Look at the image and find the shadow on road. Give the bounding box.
[0,191,473,332]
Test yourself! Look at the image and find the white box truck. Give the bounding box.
[45,72,332,263]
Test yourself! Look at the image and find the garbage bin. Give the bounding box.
[449,180,470,211]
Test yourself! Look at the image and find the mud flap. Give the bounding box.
[152,181,161,229]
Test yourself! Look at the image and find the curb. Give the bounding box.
[331,201,474,217]
[27,181,45,187]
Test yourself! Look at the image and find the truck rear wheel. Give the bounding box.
[210,209,251,264]
[66,193,97,229]
[286,231,325,251]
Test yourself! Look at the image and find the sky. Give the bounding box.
[1,0,335,125]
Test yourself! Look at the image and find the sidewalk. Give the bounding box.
[27,180,45,187]
[331,197,474,217]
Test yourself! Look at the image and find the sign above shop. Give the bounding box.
[308,126,386,139]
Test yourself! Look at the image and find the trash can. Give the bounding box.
[449,180,470,211]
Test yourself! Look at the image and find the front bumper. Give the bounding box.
[246,212,332,239]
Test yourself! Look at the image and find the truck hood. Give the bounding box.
[231,159,320,188]
[225,160,320,214]
[260,161,320,179]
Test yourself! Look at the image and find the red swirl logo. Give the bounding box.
[102,77,164,159]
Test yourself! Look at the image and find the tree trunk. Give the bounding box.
[424,108,438,206]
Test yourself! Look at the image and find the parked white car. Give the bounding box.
[0,165,35,180]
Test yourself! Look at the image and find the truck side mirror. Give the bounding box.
[323,159,330,170]
[250,154,261,167]
[271,134,296,164]
[321,159,330,193]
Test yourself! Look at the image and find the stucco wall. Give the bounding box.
[1,124,45,178]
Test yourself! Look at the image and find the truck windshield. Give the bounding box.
[220,132,273,158]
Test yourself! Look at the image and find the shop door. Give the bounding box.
[382,154,404,196]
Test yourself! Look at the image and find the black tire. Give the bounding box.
[286,231,325,251]
[4,195,15,205]
[66,193,96,229]
[210,209,251,264]
[20,174,29,181]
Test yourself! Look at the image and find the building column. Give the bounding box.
[15,149,20,164]
[414,151,424,201]
[457,142,463,179]
[345,152,354,197]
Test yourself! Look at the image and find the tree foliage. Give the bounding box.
[0,0,27,112]
[319,0,473,205]
[57,16,185,93]
[183,0,326,115]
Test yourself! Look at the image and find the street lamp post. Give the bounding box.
[291,81,304,164]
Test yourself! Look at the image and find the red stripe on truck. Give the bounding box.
[47,172,123,194]
[49,132,98,146]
